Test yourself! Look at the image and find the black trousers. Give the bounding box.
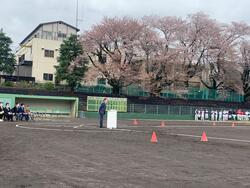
[99,113,105,128]
[0,113,3,120]
[5,113,13,121]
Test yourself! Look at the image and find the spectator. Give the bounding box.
[4,102,13,121]
[18,103,26,121]
[0,102,4,122]
[12,102,20,121]
[23,104,30,121]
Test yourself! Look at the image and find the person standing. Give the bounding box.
[214,110,218,121]
[201,109,205,121]
[211,110,214,121]
[219,110,223,121]
[194,109,198,121]
[205,109,209,121]
[98,98,108,128]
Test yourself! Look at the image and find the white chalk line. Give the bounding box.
[73,124,85,129]
[168,132,250,144]
[15,124,144,133]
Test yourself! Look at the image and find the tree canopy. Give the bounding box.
[55,34,88,91]
[0,31,16,74]
[80,13,250,100]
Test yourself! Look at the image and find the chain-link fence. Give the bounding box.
[76,85,244,102]
[127,104,249,116]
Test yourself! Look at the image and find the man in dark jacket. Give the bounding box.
[98,98,108,128]
[4,102,13,121]
[11,102,20,121]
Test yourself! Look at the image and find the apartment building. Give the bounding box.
[15,21,79,83]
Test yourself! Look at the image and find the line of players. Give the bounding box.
[194,109,250,121]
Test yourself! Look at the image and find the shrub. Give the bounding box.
[18,81,31,88]
[43,82,54,91]
[3,81,14,87]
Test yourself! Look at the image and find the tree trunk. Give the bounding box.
[111,85,121,95]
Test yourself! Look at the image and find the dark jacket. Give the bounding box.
[99,102,106,115]
[11,106,18,114]
[4,107,12,114]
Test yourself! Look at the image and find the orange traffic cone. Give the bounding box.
[133,119,138,125]
[160,121,165,127]
[232,122,235,127]
[201,131,208,142]
[151,131,158,143]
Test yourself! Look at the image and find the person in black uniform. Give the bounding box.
[11,102,20,121]
[4,102,13,121]
[0,102,4,122]
[98,98,108,128]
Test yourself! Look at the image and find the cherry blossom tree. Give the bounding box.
[200,21,250,92]
[81,17,144,94]
[238,41,250,101]
[138,16,183,96]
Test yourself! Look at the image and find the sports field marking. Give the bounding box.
[169,132,250,144]
[73,124,84,129]
[15,124,145,133]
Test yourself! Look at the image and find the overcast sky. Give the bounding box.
[1,0,250,49]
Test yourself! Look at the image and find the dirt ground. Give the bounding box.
[1,118,250,188]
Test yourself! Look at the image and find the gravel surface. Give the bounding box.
[1,119,250,188]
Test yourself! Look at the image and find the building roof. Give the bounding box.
[20,21,80,45]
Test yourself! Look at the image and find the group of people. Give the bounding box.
[194,109,250,121]
[0,102,31,122]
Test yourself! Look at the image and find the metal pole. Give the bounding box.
[76,0,79,29]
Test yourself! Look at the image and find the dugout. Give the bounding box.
[0,93,78,118]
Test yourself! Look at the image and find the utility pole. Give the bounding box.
[76,0,79,30]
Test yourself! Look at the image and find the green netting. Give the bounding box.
[76,85,244,102]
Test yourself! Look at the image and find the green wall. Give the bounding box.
[0,93,78,117]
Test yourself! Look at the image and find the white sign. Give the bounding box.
[107,110,117,129]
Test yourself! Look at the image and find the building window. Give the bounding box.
[44,50,54,58]
[97,78,106,85]
[18,54,25,63]
[58,32,67,38]
[42,31,53,40]
[43,73,53,81]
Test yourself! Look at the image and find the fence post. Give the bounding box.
[179,106,182,115]
[167,106,170,115]
[156,105,159,114]
[190,106,193,115]
[144,104,147,113]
